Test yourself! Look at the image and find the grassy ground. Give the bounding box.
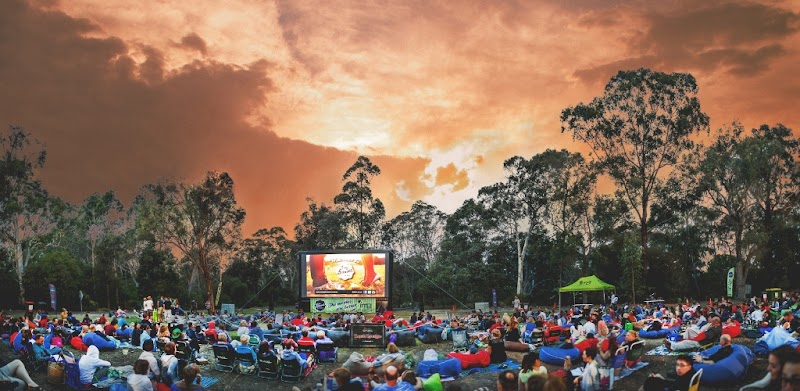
[0,309,768,391]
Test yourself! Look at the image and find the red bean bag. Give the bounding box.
[71,336,88,352]
[690,331,706,342]
[545,326,562,344]
[446,350,490,369]
[575,338,599,353]
[723,321,742,338]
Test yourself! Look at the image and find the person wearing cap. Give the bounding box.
[781,310,800,335]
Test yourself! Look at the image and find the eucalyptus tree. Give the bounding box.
[0,126,59,303]
[137,171,245,313]
[334,156,385,248]
[561,69,710,274]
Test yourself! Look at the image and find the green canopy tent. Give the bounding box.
[558,275,616,308]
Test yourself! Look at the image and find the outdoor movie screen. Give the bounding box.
[299,251,391,298]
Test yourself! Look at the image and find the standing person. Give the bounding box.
[144,296,154,318]
[574,347,600,391]
[514,296,522,311]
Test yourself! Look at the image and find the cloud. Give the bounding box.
[177,33,208,55]
[0,0,431,235]
[574,1,800,83]
[434,163,470,192]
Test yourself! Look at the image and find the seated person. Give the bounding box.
[370,365,413,391]
[740,346,794,391]
[235,335,258,363]
[780,352,800,391]
[79,345,111,384]
[643,355,695,391]
[170,363,205,391]
[620,331,642,368]
[666,317,722,352]
[32,333,61,360]
[781,310,800,335]
[488,328,507,364]
[331,367,365,391]
[138,339,160,380]
[693,334,733,365]
[257,340,277,360]
[248,321,264,341]
[280,342,310,371]
[127,359,154,391]
[214,333,233,349]
[0,359,40,391]
[297,328,316,348]
[316,330,333,345]
[373,342,405,376]
[236,320,249,337]
[160,342,179,385]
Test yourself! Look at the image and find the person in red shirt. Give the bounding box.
[297,328,316,348]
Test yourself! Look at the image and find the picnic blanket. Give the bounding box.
[615,361,649,380]
[200,377,219,388]
[463,359,520,375]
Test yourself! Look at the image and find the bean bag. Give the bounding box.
[754,327,799,356]
[574,338,599,353]
[723,321,741,338]
[694,344,754,386]
[446,350,490,369]
[539,346,580,366]
[392,329,417,347]
[84,333,116,350]
[343,352,371,377]
[417,326,444,344]
[11,332,24,353]
[638,328,674,339]
[423,373,443,391]
[70,336,89,352]
[326,329,350,347]
[504,341,532,352]
[417,358,462,378]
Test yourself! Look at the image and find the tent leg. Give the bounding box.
[603,289,606,304]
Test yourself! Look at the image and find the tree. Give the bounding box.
[478,156,547,295]
[0,126,59,303]
[334,156,385,248]
[138,171,245,313]
[382,201,447,306]
[561,69,710,275]
[294,199,348,250]
[237,226,294,307]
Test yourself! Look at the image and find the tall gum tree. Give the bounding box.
[561,69,710,275]
[138,171,245,313]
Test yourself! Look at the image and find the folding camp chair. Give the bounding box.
[212,344,235,372]
[280,359,303,383]
[175,341,195,362]
[257,353,280,379]
[611,346,628,377]
[625,340,645,368]
[688,368,703,391]
[451,328,469,353]
[248,335,261,350]
[234,349,257,375]
[23,343,47,372]
[316,342,338,363]
[530,329,545,347]
[63,351,86,390]
[297,343,317,363]
[521,323,536,343]
[156,339,167,357]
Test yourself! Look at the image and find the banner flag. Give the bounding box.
[49,284,57,311]
[492,288,497,308]
[726,268,735,297]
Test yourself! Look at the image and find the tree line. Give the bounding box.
[1,68,798,311]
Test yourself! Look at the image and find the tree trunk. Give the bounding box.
[15,241,25,304]
[734,228,746,301]
[516,237,523,295]
[640,199,649,273]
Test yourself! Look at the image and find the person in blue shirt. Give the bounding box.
[32,334,61,360]
[371,366,413,391]
[248,321,264,341]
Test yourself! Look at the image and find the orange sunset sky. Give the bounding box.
[1,0,798,236]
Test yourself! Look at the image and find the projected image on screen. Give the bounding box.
[304,253,386,298]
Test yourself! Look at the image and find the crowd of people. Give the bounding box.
[1,291,799,391]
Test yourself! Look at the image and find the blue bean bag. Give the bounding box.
[326,330,349,347]
[392,329,417,347]
[417,326,443,344]
[116,328,133,339]
[638,327,679,339]
[83,333,117,351]
[694,344,754,386]
[417,358,462,378]
[12,332,24,353]
[539,346,580,366]
[754,327,799,356]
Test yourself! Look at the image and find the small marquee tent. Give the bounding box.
[558,275,616,308]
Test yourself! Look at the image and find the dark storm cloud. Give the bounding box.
[0,0,429,234]
[178,33,208,55]
[574,1,800,83]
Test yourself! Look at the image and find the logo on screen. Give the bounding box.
[314,300,326,312]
